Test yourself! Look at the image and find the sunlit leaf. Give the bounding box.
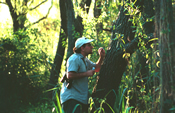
[156,61,160,68]
[123,53,130,58]
[157,52,160,57]
[148,38,158,42]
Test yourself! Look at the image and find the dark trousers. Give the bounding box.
[62,99,88,113]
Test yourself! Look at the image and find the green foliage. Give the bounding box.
[0,0,61,112]
[0,25,58,112]
[54,92,64,113]
[111,1,161,112]
[1,0,172,112]
[74,0,118,94]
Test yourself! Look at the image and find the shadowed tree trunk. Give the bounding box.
[48,0,68,98]
[94,0,102,47]
[66,0,76,58]
[66,0,91,58]
[152,0,161,112]
[65,0,88,58]
[157,0,175,112]
[48,0,91,99]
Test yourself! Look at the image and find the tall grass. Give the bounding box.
[52,88,134,113]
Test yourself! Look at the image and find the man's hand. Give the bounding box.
[98,47,105,58]
[95,47,105,72]
[86,70,95,77]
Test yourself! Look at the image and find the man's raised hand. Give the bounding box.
[98,47,105,58]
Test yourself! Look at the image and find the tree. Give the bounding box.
[65,0,76,58]
[0,0,53,34]
[155,0,175,112]
[91,0,155,112]
[47,0,68,99]
[48,0,91,99]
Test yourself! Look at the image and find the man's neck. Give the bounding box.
[80,52,87,58]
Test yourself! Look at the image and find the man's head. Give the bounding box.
[73,37,94,55]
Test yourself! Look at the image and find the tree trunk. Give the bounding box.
[6,0,20,32]
[152,0,161,112]
[5,0,52,34]
[91,5,136,112]
[94,0,102,47]
[65,0,85,59]
[65,0,76,59]
[158,0,175,112]
[48,0,85,99]
[47,0,68,99]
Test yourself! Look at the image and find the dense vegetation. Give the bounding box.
[0,0,175,113]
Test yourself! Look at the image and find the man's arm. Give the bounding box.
[95,47,105,72]
[67,70,95,80]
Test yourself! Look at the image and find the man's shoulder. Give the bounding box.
[68,53,82,62]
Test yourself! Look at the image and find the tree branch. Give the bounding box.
[125,33,154,54]
[14,0,17,9]
[29,0,47,11]
[28,0,34,7]
[6,0,14,13]
[27,0,53,28]
[0,2,7,5]
[103,28,112,32]
[6,0,17,20]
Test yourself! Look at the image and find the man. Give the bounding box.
[60,37,105,113]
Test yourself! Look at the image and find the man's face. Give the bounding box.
[83,43,93,55]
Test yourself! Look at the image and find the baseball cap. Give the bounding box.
[75,37,94,49]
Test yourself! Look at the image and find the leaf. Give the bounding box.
[121,39,125,44]
[123,53,130,58]
[148,38,158,42]
[72,104,81,113]
[155,87,160,92]
[157,52,160,57]
[146,54,148,59]
[103,102,115,113]
[125,107,134,113]
[119,88,127,111]
[169,107,175,111]
[55,92,64,113]
[128,19,133,22]
[125,13,130,15]
[131,26,136,28]
[156,61,160,68]
[140,88,146,93]
[150,44,154,48]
